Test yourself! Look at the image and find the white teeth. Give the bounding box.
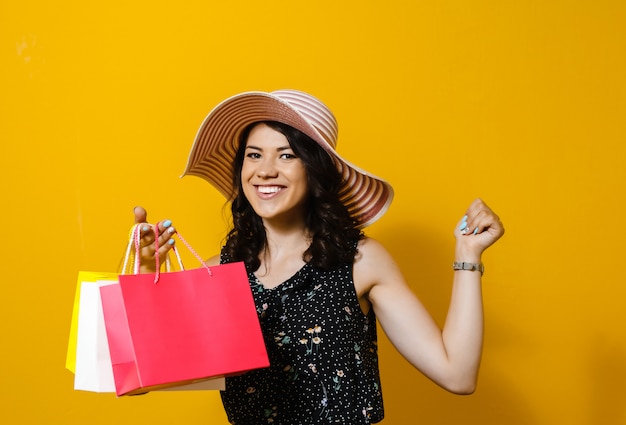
[257,186,281,194]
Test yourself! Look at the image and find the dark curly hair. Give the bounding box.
[224,121,363,271]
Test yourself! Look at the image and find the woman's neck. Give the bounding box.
[263,226,311,258]
[256,222,312,288]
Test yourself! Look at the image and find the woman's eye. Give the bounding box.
[280,153,297,159]
[246,152,261,159]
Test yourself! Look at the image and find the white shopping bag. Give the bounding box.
[74,277,117,392]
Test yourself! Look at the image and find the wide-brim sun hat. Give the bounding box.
[182,89,394,228]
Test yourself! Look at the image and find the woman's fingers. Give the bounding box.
[132,207,176,272]
[134,206,148,224]
[155,220,177,252]
[455,199,505,252]
[462,199,502,234]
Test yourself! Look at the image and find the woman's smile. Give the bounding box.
[255,185,285,195]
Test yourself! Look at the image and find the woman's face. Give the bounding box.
[241,123,309,225]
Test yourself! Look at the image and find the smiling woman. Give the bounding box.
[240,123,310,226]
[133,89,504,424]
[226,116,367,277]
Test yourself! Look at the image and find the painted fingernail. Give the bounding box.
[473,227,479,235]
[142,225,150,232]
[168,239,175,245]
[168,227,175,234]
[162,219,172,228]
[457,215,469,232]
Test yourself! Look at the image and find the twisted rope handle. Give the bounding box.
[152,222,213,283]
[121,224,140,275]
[120,223,211,283]
[120,224,162,275]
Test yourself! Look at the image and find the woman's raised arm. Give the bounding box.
[359,198,504,394]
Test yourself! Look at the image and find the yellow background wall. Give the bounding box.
[1,1,625,424]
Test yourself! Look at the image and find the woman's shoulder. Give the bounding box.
[353,236,403,301]
[357,236,391,258]
[355,236,397,278]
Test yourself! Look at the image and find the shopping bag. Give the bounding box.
[68,273,226,393]
[67,225,228,394]
[100,224,269,396]
[67,225,175,374]
[66,271,117,374]
[66,234,171,377]
[74,277,118,392]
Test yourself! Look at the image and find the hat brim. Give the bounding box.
[182,91,393,228]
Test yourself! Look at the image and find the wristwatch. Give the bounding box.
[452,261,484,276]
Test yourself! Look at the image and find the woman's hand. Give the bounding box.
[133,206,176,274]
[453,198,504,262]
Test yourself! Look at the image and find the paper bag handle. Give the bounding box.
[121,223,212,283]
[120,224,142,275]
[153,221,213,283]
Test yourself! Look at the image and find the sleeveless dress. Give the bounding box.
[220,251,384,424]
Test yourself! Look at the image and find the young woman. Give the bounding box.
[133,90,504,424]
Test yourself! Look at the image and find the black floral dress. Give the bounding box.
[220,252,384,424]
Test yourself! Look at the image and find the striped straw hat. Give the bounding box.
[182,89,393,228]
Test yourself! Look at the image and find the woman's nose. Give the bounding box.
[257,159,278,178]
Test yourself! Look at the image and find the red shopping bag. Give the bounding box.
[100,225,269,396]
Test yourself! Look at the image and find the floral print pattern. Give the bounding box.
[220,250,384,424]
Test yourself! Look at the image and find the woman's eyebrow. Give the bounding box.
[245,145,292,151]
